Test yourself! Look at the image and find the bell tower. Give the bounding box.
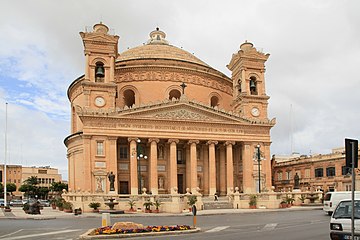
[79,23,119,109]
[227,42,270,120]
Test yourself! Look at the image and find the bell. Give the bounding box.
[250,80,256,89]
[95,66,105,78]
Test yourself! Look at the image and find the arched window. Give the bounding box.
[249,76,257,95]
[124,89,135,107]
[169,89,181,100]
[95,62,105,82]
[210,96,219,107]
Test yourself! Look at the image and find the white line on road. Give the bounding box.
[3,229,82,240]
[0,229,23,239]
[262,223,278,231]
[206,226,230,232]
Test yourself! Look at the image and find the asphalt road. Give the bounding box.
[0,209,330,240]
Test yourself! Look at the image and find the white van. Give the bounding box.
[324,191,360,216]
[330,199,360,239]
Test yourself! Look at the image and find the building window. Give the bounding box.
[169,89,181,100]
[342,166,350,175]
[97,141,104,156]
[277,171,282,181]
[38,169,47,174]
[305,169,310,178]
[210,96,219,107]
[286,171,292,180]
[315,168,323,178]
[326,167,336,177]
[177,149,184,164]
[124,89,135,107]
[119,146,128,159]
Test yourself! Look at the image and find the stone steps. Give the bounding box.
[203,201,233,210]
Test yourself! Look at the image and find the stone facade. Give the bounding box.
[64,23,275,201]
[272,148,360,192]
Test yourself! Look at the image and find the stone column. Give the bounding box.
[219,145,226,196]
[149,138,159,195]
[242,142,254,193]
[128,138,138,195]
[207,140,218,195]
[203,145,209,195]
[168,139,179,194]
[225,141,235,195]
[262,143,272,191]
[188,140,199,193]
[85,53,90,80]
[108,136,118,193]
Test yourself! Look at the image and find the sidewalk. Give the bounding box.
[0,205,323,220]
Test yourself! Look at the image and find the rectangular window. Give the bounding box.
[315,168,323,178]
[177,149,184,164]
[97,141,104,156]
[277,171,282,180]
[342,166,350,175]
[286,171,292,180]
[326,167,336,177]
[305,169,310,178]
[119,146,128,159]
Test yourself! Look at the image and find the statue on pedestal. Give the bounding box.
[294,172,300,189]
[108,171,115,191]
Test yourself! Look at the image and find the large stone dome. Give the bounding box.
[117,28,210,68]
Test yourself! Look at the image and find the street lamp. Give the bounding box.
[256,144,262,193]
[136,139,148,194]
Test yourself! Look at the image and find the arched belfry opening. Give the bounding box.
[95,62,105,82]
[124,89,135,107]
[169,89,181,100]
[250,76,257,95]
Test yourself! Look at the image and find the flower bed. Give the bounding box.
[94,225,191,235]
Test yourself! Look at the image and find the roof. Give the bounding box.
[117,28,210,68]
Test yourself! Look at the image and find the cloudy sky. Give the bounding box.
[1,0,359,180]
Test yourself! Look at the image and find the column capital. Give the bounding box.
[148,138,160,144]
[188,140,199,145]
[107,136,118,141]
[168,139,179,144]
[224,141,236,146]
[128,137,138,143]
[206,140,218,145]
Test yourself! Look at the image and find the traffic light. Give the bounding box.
[345,138,358,169]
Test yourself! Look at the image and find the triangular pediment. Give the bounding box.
[112,99,251,124]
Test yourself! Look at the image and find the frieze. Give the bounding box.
[154,109,211,121]
[114,70,232,94]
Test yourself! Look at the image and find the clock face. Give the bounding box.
[251,107,260,117]
[94,97,105,107]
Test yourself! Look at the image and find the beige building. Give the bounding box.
[272,148,360,193]
[0,164,22,196]
[22,166,62,188]
[1,165,62,197]
[65,23,275,197]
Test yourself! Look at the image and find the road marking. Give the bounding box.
[3,229,82,240]
[206,226,230,232]
[0,229,23,239]
[262,223,278,231]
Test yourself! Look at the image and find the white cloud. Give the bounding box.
[0,0,359,180]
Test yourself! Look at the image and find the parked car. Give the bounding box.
[38,200,50,207]
[324,191,360,216]
[10,199,23,207]
[0,199,4,207]
[330,199,360,239]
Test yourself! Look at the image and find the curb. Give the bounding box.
[79,227,201,239]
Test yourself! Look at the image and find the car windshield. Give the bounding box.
[333,201,360,219]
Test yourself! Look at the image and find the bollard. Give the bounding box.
[102,213,111,227]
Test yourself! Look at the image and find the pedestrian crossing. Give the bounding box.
[206,223,279,233]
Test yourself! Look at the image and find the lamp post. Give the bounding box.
[256,144,261,193]
[136,139,148,194]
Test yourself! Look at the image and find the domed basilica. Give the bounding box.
[65,22,275,200]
